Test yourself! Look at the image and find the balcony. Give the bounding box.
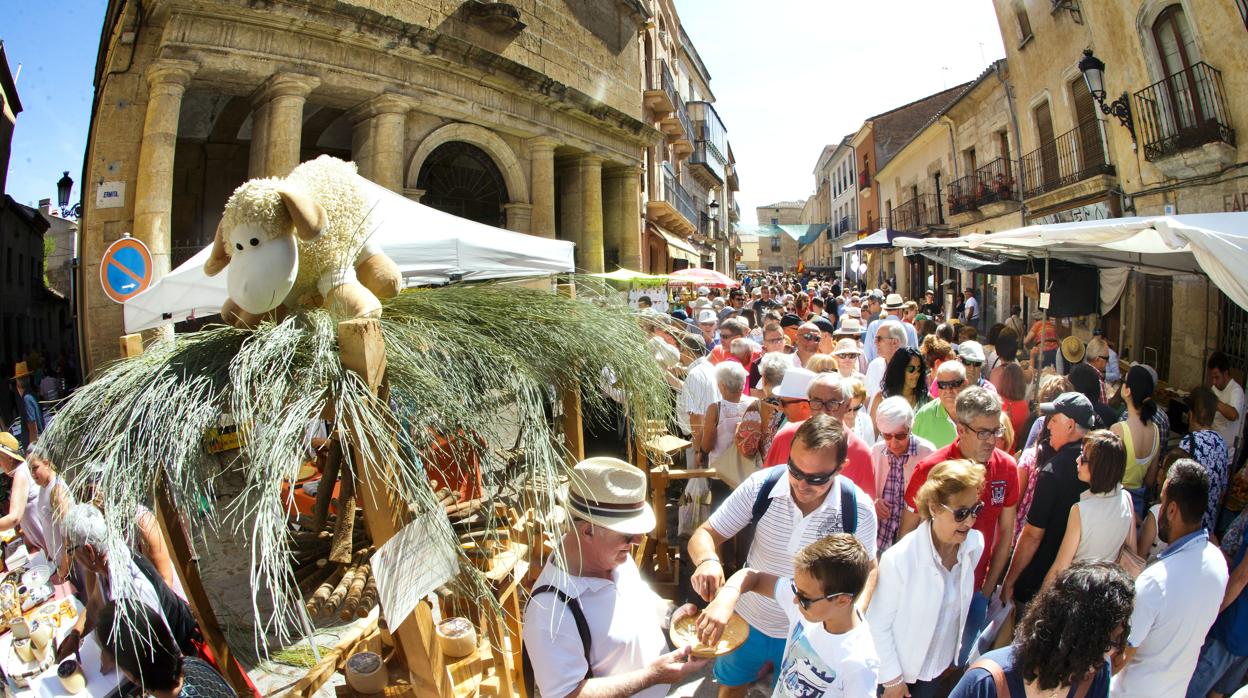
[730,200,741,222]
[1134,62,1237,177]
[858,169,872,196]
[644,59,677,116]
[660,92,692,143]
[688,101,728,187]
[1020,117,1115,200]
[947,158,1021,222]
[645,163,698,236]
[889,193,944,234]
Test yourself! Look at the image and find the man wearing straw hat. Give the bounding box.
[523,457,706,697]
[12,362,44,448]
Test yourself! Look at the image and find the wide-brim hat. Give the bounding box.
[566,457,655,535]
[12,362,30,381]
[832,338,862,357]
[883,293,905,310]
[773,367,816,399]
[0,433,24,463]
[1061,335,1086,364]
[834,317,865,336]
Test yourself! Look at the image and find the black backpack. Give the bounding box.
[521,586,592,696]
[749,465,858,534]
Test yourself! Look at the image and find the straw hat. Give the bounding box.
[0,433,24,464]
[834,317,865,337]
[12,362,30,381]
[832,338,862,357]
[773,367,816,399]
[566,457,655,535]
[1061,335,1086,364]
[883,293,905,310]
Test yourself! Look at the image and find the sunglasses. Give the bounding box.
[963,361,983,368]
[799,332,820,341]
[937,379,966,391]
[809,397,848,412]
[941,501,985,522]
[787,458,838,486]
[906,365,921,373]
[960,423,1006,441]
[880,430,911,442]
[790,579,852,610]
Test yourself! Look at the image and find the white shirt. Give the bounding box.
[962,296,979,322]
[523,557,669,698]
[1111,530,1228,698]
[773,577,879,697]
[866,522,983,684]
[706,470,877,637]
[676,356,721,435]
[865,357,887,406]
[1074,487,1133,563]
[1213,378,1246,452]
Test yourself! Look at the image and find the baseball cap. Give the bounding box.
[1039,392,1096,430]
[957,341,986,364]
[697,309,718,324]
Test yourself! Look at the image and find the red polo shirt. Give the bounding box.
[762,419,877,498]
[903,441,1019,588]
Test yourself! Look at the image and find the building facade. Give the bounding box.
[990,0,1248,387]
[79,0,742,371]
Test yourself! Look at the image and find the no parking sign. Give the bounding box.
[99,235,153,303]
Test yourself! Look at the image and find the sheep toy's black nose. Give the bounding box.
[250,238,260,247]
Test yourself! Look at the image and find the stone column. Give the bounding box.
[348,94,411,191]
[247,100,270,179]
[558,159,583,248]
[528,137,558,238]
[504,203,533,234]
[133,60,197,285]
[578,154,605,274]
[602,166,625,270]
[252,72,320,178]
[604,165,643,271]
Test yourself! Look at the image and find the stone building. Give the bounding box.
[989,0,1248,387]
[756,200,805,226]
[0,43,17,197]
[79,0,743,372]
[737,222,804,273]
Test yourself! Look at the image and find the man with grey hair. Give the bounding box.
[56,503,201,665]
[1001,392,1096,608]
[870,396,936,552]
[710,318,752,365]
[912,360,968,449]
[752,351,792,401]
[901,385,1019,665]
[865,320,908,406]
[762,373,877,497]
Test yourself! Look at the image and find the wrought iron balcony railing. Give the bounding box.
[1134,62,1236,162]
[947,158,1020,214]
[663,165,698,226]
[890,193,943,233]
[1020,117,1114,199]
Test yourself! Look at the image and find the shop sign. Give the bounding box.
[1030,201,1111,226]
[1225,192,1248,212]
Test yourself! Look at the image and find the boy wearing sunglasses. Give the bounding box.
[696,533,878,697]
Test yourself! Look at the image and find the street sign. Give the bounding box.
[99,236,153,303]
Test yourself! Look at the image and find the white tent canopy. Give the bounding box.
[124,179,576,332]
[893,213,1248,312]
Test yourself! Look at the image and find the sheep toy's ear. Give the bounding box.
[204,219,230,276]
[277,185,328,241]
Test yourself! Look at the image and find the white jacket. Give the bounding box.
[866,520,983,684]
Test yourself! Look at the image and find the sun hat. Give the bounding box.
[566,457,655,535]
[883,293,905,310]
[697,309,718,325]
[773,367,816,399]
[12,362,30,381]
[1040,392,1097,430]
[697,286,710,297]
[957,341,986,364]
[833,338,862,357]
[752,287,762,297]
[846,306,863,320]
[1060,335,1086,364]
[0,433,25,463]
[834,317,865,336]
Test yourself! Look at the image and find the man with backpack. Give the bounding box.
[522,457,706,697]
[687,415,878,697]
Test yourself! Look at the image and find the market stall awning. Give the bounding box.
[653,225,701,264]
[843,228,900,250]
[668,267,739,287]
[591,268,672,285]
[893,213,1248,311]
[124,179,576,333]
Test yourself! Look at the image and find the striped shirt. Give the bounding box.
[706,468,877,638]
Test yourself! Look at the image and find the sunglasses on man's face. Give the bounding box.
[790,579,852,610]
[937,378,966,391]
[880,430,911,442]
[787,458,838,486]
[941,501,985,522]
[963,361,983,368]
[799,332,820,342]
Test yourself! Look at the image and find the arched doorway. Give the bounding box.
[415,142,508,227]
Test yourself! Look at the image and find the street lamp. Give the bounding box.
[56,171,82,219]
[1077,49,1135,142]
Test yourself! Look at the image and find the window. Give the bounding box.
[771,236,781,251]
[963,148,978,178]
[1016,5,1034,46]
[770,217,778,225]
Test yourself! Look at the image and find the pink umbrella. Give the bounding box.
[667,268,739,288]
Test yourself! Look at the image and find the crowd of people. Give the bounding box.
[525,273,1248,698]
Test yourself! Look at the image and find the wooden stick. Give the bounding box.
[306,567,345,616]
[298,561,337,595]
[328,457,357,564]
[340,564,371,620]
[325,563,359,612]
[292,557,327,585]
[445,498,485,517]
[356,569,379,618]
[311,440,342,532]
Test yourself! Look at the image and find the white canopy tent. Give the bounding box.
[892,213,1248,314]
[124,179,576,332]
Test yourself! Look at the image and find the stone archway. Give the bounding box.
[416,142,510,227]
[408,123,529,205]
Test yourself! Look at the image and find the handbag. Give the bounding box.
[970,658,1092,698]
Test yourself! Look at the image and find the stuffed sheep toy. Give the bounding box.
[205,155,401,326]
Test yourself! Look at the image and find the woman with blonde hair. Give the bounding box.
[804,353,837,374]
[869,459,986,697]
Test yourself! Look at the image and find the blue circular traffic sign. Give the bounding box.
[100,236,153,303]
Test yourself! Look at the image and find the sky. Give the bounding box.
[1,0,1006,224]
[3,1,107,210]
[677,0,1007,224]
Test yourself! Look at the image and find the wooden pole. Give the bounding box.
[557,283,585,461]
[118,333,253,696]
[337,318,453,698]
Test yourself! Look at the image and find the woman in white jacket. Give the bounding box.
[867,459,986,697]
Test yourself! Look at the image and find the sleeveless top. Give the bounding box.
[710,399,753,462]
[1120,417,1159,489]
[35,474,71,566]
[11,464,46,553]
[1075,487,1134,562]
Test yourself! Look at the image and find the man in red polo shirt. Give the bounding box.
[763,373,876,497]
[898,386,1018,665]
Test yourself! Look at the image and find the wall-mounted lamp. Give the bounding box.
[1078,49,1136,143]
